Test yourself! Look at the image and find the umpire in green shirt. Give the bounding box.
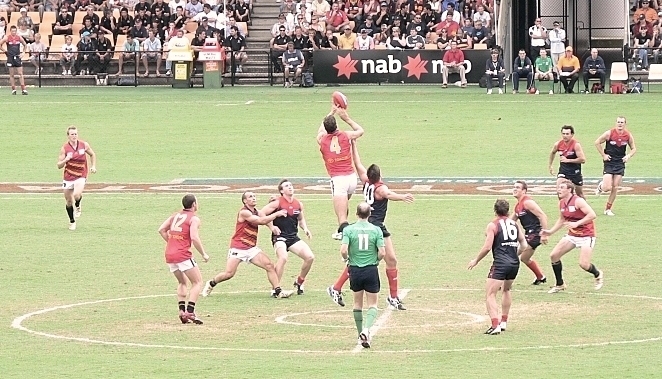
[340,202,385,349]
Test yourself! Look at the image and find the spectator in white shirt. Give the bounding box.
[141,29,162,76]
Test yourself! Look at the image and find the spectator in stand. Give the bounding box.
[375,2,391,29]
[196,17,216,37]
[326,2,350,33]
[134,0,150,16]
[422,4,440,31]
[95,29,112,74]
[280,0,296,16]
[83,6,100,26]
[548,21,566,69]
[169,0,186,14]
[54,7,73,35]
[59,35,76,75]
[282,41,305,87]
[374,23,389,44]
[363,0,379,20]
[165,21,180,43]
[99,10,116,38]
[582,48,606,93]
[633,23,652,70]
[16,20,34,43]
[633,1,659,26]
[309,15,325,34]
[634,14,654,38]
[135,8,149,26]
[194,4,218,28]
[228,17,246,36]
[652,25,662,63]
[118,33,140,74]
[295,13,309,33]
[345,0,363,31]
[406,13,428,37]
[311,0,330,21]
[16,8,34,30]
[320,27,338,49]
[436,28,450,49]
[141,29,162,76]
[435,12,460,37]
[406,26,425,49]
[473,5,491,28]
[458,18,473,48]
[557,45,580,93]
[152,0,170,18]
[164,29,189,75]
[386,26,405,49]
[171,6,186,30]
[117,7,134,35]
[304,28,320,65]
[272,13,292,37]
[528,17,547,62]
[185,0,204,20]
[270,25,290,72]
[130,17,149,43]
[484,48,505,94]
[442,40,466,87]
[74,31,98,75]
[440,3,461,23]
[291,25,306,49]
[512,49,533,94]
[29,32,47,74]
[394,3,410,25]
[354,28,374,49]
[390,16,404,36]
[461,3,474,23]
[43,0,57,12]
[534,48,554,94]
[337,24,356,49]
[80,17,98,39]
[358,14,377,37]
[235,0,250,23]
[190,29,206,64]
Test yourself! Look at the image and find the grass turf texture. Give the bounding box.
[1,87,661,378]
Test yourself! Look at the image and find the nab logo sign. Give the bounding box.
[332,53,473,80]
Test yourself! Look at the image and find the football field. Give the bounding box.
[2,87,662,378]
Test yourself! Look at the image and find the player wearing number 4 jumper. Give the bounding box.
[548,125,586,198]
[327,142,414,310]
[511,180,548,285]
[468,199,527,335]
[316,105,365,241]
[56,126,97,231]
[201,192,294,299]
[261,179,315,295]
[594,116,637,216]
[542,180,603,293]
[158,194,210,325]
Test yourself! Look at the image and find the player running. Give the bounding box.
[511,180,548,285]
[549,125,586,197]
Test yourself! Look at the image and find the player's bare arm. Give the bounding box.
[594,131,611,161]
[560,142,585,164]
[624,134,637,162]
[0,37,6,52]
[297,201,312,239]
[56,146,72,169]
[340,243,349,260]
[316,106,338,143]
[85,142,97,173]
[241,208,287,225]
[261,200,282,235]
[377,246,385,261]
[158,215,174,242]
[335,107,364,140]
[350,143,368,182]
[376,185,414,203]
[548,141,559,175]
[189,216,210,262]
[468,222,496,269]
[525,199,549,242]
[542,213,566,236]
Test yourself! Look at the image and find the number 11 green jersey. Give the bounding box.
[342,220,385,267]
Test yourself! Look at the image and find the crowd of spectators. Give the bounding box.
[630,0,662,70]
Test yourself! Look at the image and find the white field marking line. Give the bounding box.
[275,308,485,329]
[245,100,254,105]
[3,194,662,200]
[352,288,411,353]
[20,99,631,105]
[11,289,662,354]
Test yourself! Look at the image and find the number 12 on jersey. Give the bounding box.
[170,213,187,232]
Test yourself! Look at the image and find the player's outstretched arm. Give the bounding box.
[335,107,364,140]
[541,215,565,236]
[261,200,282,235]
[244,208,288,225]
[190,216,209,262]
[377,185,414,203]
[468,222,495,269]
[351,141,368,182]
[316,106,338,144]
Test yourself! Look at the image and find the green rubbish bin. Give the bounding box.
[168,47,193,88]
[199,37,225,89]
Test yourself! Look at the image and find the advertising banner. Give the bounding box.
[313,49,491,84]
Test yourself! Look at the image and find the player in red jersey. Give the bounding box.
[468,199,527,335]
[56,126,97,231]
[316,105,365,240]
[541,180,604,293]
[594,116,637,216]
[201,192,294,299]
[0,26,28,95]
[327,142,414,309]
[158,194,210,324]
[548,125,586,197]
[511,180,548,285]
[261,179,314,295]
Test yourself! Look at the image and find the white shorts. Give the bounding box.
[228,246,261,263]
[330,173,358,197]
[62,177,86,190]
[562,235,596,248]
[168,258,197,273]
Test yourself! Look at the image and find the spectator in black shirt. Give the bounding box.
[421,4,439,30]
[135,9,150,26]
[374,2,391,29]
[320,28,338,49]
[582,48,606,92]
[235,0,250,23]
[224,26,247,72]
[134,0,150,16]
[99,10,116,38]
[95,29,112,73]
[171,6,186,30]
[74,32,99,75]
[83,6,100,27]
[130,17,149,42]
[151,0,170,19]
[117,7,134,35]
[270,26,290,72]
[406,13,428,38]
[358,15,378,37]
[196,17,216,37]
[291,26,306,49]
[80,17,98,39]
[53,7,73,35]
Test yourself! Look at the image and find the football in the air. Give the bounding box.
[332,91,348,109]
[528,87,537,94]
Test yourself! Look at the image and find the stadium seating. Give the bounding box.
[609,62,628,84]
[643,63,662,91]
[425,43,438,50]
[113,34,128,59]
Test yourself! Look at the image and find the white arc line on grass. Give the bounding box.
[352,289,410,353]
[245,100,254,105]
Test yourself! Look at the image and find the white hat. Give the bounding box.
[20,7,27,12]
